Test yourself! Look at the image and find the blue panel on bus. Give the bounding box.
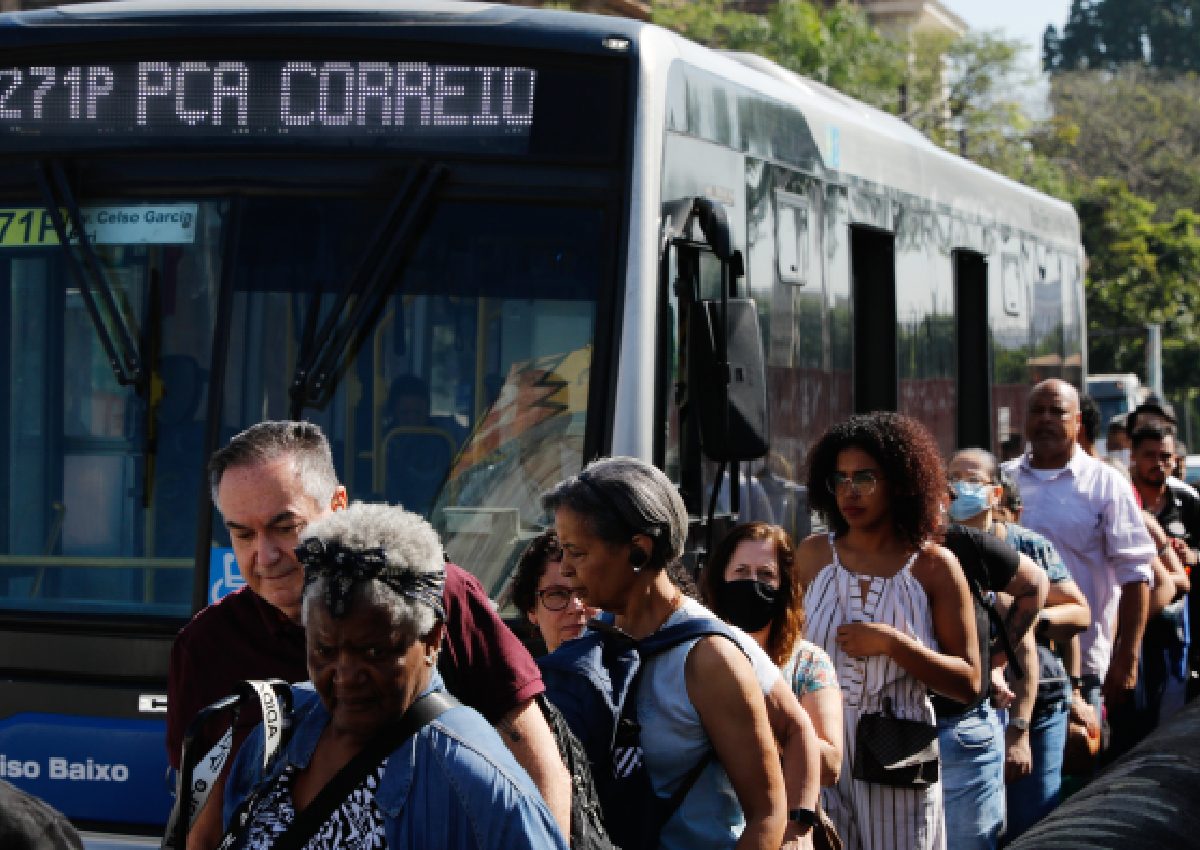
[209,546,246,603]
[0,712,171,826]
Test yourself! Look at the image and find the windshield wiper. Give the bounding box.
[36,159,145,393]
[289,161,447,418]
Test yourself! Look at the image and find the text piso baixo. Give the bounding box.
[0,753,129,782]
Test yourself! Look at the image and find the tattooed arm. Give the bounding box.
[1000,553,1048,650]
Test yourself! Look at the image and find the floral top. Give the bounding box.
[783,639,838,697]
[235,762,387,850]
[1002,523,1071,583]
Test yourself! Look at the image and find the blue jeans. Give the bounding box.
[937,702,1005,850]
[1003,700,1068,843]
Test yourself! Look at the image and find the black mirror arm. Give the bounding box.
[36,159,145,392]
[289,162,446,417]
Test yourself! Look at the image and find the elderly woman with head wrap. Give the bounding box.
[219,503,568,850]
[542,456,820,850]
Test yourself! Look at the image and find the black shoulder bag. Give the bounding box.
[852,696,940,788]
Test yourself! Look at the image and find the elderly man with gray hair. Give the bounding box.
[167,421,568,849]
[1002,379,1155,742]
[220,502,568,849]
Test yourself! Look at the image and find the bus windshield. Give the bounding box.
[0,184,606,618]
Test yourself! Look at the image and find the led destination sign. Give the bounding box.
[0,60,537,142]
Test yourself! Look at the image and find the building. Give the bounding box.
[850,0,965,39]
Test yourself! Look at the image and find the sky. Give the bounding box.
[943,0,1074,60]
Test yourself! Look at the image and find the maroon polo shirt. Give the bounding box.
[165,563,543,768]
[166,587,306,769]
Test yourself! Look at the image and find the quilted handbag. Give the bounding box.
[851,698,940,788]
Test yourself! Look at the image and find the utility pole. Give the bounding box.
[1146,323,1163,399]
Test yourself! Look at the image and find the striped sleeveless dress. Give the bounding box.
[803,534,945,850]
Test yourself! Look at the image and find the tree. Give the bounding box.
[651,0,906,110]
[1038,66,1200,220]
[1046,0,1200,73]
[1078,179,1200,396]
[1051,0,1104,70]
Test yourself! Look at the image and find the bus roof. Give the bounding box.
[6,0,1078,244]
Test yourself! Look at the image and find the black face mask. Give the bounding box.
[719,579,779,633]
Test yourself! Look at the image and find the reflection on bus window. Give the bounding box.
[216,198,604,601]
[0,201,223,616]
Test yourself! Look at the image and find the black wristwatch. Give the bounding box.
[788,807,817,828]
[1008,716,1030,733]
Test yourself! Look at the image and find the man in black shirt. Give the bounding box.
[1129,423,1200,717]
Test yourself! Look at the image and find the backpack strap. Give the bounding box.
[162,679,293,850]
[627,614,749,826]
[637,615,743,659]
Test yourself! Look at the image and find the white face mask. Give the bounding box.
[1110,448,1131,467]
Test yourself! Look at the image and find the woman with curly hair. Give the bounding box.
[701,522,843,785]
[796,412,980,850]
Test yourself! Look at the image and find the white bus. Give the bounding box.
[0,1,1085,842]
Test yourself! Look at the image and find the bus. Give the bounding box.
[0,1,1085,842]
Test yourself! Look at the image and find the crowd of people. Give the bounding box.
[148,375,1197,850]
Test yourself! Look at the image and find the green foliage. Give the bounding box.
[1045,0,1200,73]
[1039,66,1200,221]
[650,0,905,110]
[1077,179,1200,393]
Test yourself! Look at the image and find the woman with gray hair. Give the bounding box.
[219,503,567,850]
[542,457,819,850]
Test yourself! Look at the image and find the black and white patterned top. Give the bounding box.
[239,760,388,850]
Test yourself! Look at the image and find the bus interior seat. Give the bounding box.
[381,426,458,516]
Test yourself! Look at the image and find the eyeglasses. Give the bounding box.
[536,586,582,612]
[826,470,882,496]
[948,474,995,486]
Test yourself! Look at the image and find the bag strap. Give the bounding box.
[163,678,293,850]
[959,535,1025,680]
[658,749,715,825]
[271,689,460,850]
[629,615,743,830]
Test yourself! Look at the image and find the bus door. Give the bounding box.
[850,225,897,413]
[0,192,223,829]
[955,249,991,448]
[660,198,769,564]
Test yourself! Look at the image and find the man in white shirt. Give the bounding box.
[1002,379,1154,721]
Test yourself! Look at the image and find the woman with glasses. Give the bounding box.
[512,530,596,654]
[795,412,981,850]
